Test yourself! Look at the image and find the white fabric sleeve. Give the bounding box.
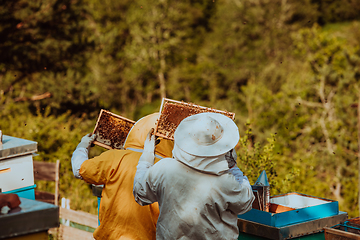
[133,160,158,206]
[71,147,89,179]
[133,161,152,188]
[229,166,250,185]
[226,166,255,215]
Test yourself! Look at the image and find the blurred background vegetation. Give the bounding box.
[1,0,360,217]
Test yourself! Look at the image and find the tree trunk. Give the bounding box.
[158,49,166,99]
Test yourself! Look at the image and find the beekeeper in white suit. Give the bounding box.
[133,112,255,240]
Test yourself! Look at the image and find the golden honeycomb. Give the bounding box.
[92,110,135,149]
[155,99,235,140]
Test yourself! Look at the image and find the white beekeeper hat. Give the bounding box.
[174,112,239,157]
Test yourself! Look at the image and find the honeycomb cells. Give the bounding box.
[156,102,234,140]
[94,111,134,149]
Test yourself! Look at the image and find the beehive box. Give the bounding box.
[155,98,235,140]
[324,217,360,240]
[238,192,339,228]
[238,212,348,240]
[0,135,37,198]
[92,110,135,150]
[0,197,59,239]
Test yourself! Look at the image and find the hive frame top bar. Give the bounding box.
[92,109,135,135]
[92,109,135,150]
[155,98,235,140]
[158,98,235,118]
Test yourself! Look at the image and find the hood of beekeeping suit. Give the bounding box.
[124,113,174,160]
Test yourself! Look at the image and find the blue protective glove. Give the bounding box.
[225,149,237,168]
[77,133,96,150]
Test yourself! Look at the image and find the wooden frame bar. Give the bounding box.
[324,227,360,240]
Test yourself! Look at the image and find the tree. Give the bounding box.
[168,0,318,121]
[241,23,360,217]
[117,0,215,115]
[0,0,96,115]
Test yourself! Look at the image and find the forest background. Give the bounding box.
[1,0,360,218]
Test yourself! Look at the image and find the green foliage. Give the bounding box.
[0,100,100,214]
[237,122,299,196]
[312,0,360,24]
[0,0,92,73]
[0,0,96,116]
[241,23,360,217]
[2,0,360,219]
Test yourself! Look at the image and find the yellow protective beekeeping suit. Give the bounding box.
[80,113,174,240]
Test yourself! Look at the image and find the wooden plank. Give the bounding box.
[55,159,59,206]
[59,225,94,240]
[33,160,60,206]
[324,227,360,240]
[92,140,112,150]
[7,231,48,240]
[160,98,235,118]
[48,227,59,237]
[60,207,98,229]
[35,190,55,204]
[33,161,56,181]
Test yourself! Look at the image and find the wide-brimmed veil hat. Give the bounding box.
[174,112,239,157]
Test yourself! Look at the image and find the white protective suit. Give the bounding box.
[133,143,255,240]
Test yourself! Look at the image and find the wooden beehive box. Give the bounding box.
[154,98,235,140]
[0,135,37,196]
[238,192,339,228]
[92,109,135,150]
[324,217,360,240]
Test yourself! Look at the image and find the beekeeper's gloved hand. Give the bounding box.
[72,133,96,179]
[77,133,96,150]
[139,128,156,165]
[225,149,237,168]
[226,149,249,185]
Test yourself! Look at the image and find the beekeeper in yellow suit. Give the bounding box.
[71,113,173,240]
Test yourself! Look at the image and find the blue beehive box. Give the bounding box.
[0,135,37,200]
[238,192,339,227]
[3,184,36,200]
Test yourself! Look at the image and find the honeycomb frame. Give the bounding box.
[154,98,235,140]
[92,109,135,150]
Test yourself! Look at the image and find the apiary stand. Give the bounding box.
[237,192,348,240]
[0,135,38,199]
[0,197,59,239]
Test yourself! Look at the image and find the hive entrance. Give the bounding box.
[92,110,135,149]
[155,98,235,140]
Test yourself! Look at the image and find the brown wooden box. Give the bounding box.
[324,217,360,240]
[92,109,135,150]
[155,98,235,140]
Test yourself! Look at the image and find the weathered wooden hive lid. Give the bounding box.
[0,135,37,161]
